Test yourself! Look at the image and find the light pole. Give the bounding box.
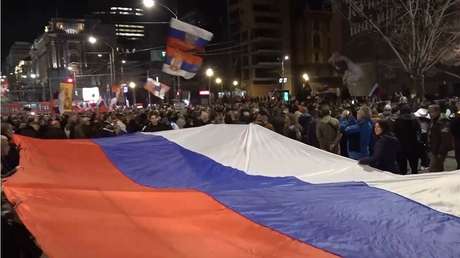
[281,55,289,89]
[205,68,214,104]
[215,77,222,97]
[88,36,116,98]
[129,81,136,107]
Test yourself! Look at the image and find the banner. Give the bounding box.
[59,82,73,113]
[162,18,213,79]
[144,78,170,100]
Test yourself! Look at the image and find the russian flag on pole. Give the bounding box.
[162,18,213,79]
[3,125,460,258]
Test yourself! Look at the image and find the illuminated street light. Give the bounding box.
[129,81,137,106]
[97,54,103,57]
[122,60,127,64]
[205,68,214,77]
[302,73,310,82]
[143,0,155,8]
[88,36,97,44]
[232,80,239,87]
[30,74,37,79]
[205,68,214,104]
[284,55,289,61]
[215,77,222,84]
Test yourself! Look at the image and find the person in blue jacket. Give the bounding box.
[340,106,373,160]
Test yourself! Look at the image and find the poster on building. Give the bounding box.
[59,82,73,113]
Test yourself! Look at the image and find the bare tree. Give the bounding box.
[340,0,460,97]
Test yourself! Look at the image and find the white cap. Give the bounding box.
[414,108,430,119]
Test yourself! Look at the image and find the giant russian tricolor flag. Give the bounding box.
[162,18,213,79]
[3,124,460,258]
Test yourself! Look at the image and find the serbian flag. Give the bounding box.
[3,125,460,258]
[162,18,213,79]
[144,78,170,100]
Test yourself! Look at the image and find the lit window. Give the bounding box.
[110,12,116,14]
[117,28,144,32]
[116,33,144,37]
[135,13,144,16]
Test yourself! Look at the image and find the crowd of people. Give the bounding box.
[2,95,460,176]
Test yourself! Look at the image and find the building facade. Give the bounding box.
[228,0,292,96]
[6,42,32,75]
[290,1,344,96]
[28,18,117,101]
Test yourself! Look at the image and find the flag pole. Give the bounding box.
[147,70,152,107]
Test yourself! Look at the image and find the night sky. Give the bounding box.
[1,0,227,60]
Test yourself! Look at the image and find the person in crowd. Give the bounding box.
[1,123,20,177]
[298,106,312,144]
[142,112,172,132]
[449,102,460,169]
[340,106,373,160]
[254,113,274,130]
[17,121,39,138]
[338,108,355,157]
[306,109,320,148]
[359,119,400,173]
[414,106,431,168]
[284,113,302,140]
[394,104,421,174]
[316,105,341,154]
[42,120,67,139]
[428,104,453,172]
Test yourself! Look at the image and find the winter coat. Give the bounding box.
[316,115,340,153]
[359,133,400,173]
[42,127,67,139]
[341,118,373,160]
[394,114,421,153]
[429,117,453,155]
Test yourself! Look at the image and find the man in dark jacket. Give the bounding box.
[42,120,67,139]
[142,113,172,132]
[394,104,421,174]
[428,104,453,172]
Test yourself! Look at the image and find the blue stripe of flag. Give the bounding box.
[94,134,460,258]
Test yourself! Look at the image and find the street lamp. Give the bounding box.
[281,54,289,89]
[302,73,310,82]
[205,68,214,104]
[88,36,97,44]
[232,80,239,87]
[215,77,223,97]
[121,60,126,64]
[143,0,155,8]
[129,81,137,106]
[88,35,116,98]
[30,74,37,79]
